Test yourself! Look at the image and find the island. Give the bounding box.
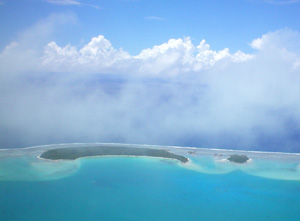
[39,145,189,163]
[227,154,249,163]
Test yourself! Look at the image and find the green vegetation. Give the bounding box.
[227,154,249,163]
[40,146,189,163]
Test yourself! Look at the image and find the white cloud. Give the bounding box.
[43,35,131,72]
[145,16,165,20]
[0,13,77,76]
[1,22,300,152]
[251,29,300,51]
[251,29,300,70]
[250,36,265,50]
[45,0,101,9]
[41,36,252,75]
[46,0,81,5]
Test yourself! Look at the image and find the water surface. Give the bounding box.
[1,144,300,220]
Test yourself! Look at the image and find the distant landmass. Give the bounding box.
[227,154,249,163]
[39,145,189,163]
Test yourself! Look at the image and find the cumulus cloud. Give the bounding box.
[250,29,300,70]
[41,36,252,76]
[1,16,300,153]
[0,13,77,78]
[42,36,131,72]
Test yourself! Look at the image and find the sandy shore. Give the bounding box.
[38,145,189,163]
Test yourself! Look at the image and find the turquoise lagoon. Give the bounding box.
[1,143,300,220]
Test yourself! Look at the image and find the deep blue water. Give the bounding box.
[1,157,300,220]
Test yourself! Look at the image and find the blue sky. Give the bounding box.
[1,0,300,151]
[1,0,300,54]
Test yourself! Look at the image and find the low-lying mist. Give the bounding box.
[1,15,300,152]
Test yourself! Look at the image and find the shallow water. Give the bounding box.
[1,144,300,220]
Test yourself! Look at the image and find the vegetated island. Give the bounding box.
[39,146,189,163]
[227,154,249,163]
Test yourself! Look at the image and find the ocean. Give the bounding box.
[1,144,300,220]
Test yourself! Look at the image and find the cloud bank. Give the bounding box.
[1,16,300,152]
[38,35,252,76]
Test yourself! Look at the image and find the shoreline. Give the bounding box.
[1,143,300,182]
[37,154,191,164]
[1,142,300,156]
[38,146,190,163]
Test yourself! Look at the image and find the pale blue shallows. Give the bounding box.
[1,157,300,221]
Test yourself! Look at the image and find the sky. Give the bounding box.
[1,0,300,152]
[1,0,300,54]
